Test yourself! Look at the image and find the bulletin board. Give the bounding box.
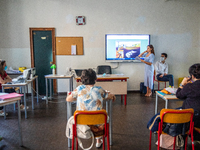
[56,37,83,55]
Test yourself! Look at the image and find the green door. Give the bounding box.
[33,31,53,95]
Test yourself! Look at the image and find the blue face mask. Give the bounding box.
[4,66,7,70]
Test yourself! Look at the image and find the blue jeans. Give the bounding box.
[156,74,174,86]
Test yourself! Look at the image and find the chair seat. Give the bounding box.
[194,127,200,133]
[154,79,168,83]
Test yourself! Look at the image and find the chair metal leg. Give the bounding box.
[191,122,195,150]
[76,137,78,150]
[107,123,110,150]
[184,136,188,150]
[157,124,161,150]
[173,136,176,150]
[149,131,152,150]
[103,137,105,150]
[72,137,74,150]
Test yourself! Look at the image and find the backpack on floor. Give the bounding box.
[140,82,147,94]
[66,116,94,150]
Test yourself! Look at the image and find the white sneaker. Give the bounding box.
[20,104,29,111]
[0,111,8,116]
[96,140,103,148]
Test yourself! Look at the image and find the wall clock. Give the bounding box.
[76,16,86,25]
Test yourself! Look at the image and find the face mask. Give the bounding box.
[160,57,165,62]
[4,66,7,70]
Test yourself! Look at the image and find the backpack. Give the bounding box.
[66,116,94,150]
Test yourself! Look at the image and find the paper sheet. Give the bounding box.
[71,45,76,55]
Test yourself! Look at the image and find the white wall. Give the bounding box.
[0,0,200,92]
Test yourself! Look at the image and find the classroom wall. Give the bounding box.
[0,0,200,92]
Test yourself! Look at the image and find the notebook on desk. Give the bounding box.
[0,93,23,101]
[12,75,26,83]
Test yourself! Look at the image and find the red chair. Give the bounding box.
[153,70,168,91]
[72,109,110,150]
[149,108,195,150]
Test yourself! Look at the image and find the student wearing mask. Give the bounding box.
[0,60,27,116]
[0,60,13,116]
[155,53,174,88]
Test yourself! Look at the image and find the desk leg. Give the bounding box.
[165,100,168,109]
[109,100,112,146]
[70,77,73,91]
[45,78,48,104]
[124,95,127,106]
[14,103,16,111]
[106,101,112,146]
[4,105,6,120]
[2,87,6,119]
[31,82,34,110]
[36,77,39,103]
[106,101,108,113]
[50,79,52,100]
[155,93,158,115]
[67,102,72,148]
[17,100,23,146]
[24,86,27,119]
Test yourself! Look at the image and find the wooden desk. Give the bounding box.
[2,76,39,119]
[0,94,23,146]
[76,74,129,105]
[155,91,183,114]
[45,74,73,104]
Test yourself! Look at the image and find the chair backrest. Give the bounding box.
[160,108,194,124]
[96,65,112,75]
[74,109,108,125]
[75,69,84,77]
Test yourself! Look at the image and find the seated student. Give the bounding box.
[0,60,27,116]
[0,60,13,116]
[155,53,174,88]
[148,63,200,142]
[176,63,200,140]
[66,68,116,148]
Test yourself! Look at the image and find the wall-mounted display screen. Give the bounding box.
[105,34,150,62]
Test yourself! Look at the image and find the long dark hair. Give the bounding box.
[189,63,200,79]
[148,44,155,55]
[0,60,5,76]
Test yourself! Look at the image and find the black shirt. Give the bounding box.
[176,80,200,111]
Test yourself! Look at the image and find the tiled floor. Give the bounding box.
[0,92,200,150]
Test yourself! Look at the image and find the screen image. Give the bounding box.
[106,34,150,62]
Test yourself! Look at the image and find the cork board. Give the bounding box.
[56,37,83,55]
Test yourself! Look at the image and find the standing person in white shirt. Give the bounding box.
[155,53,174,88]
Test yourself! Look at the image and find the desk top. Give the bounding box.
[45,74,73,79]
[2,76,38,87]
[7,72,23,75]
[0,95,21,106]
[76,74,129,80]
[156,91,178,100]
